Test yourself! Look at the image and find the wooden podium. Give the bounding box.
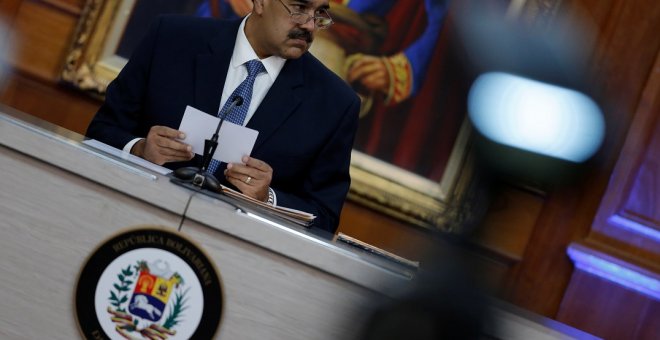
[0,107,414,339]
[0,106,599,339]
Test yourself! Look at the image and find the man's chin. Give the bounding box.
[282,45,310,59]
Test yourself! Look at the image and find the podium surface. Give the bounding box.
[0,107,411,339]
[1,107,600,340]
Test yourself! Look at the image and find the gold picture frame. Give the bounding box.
[62,0,556,231]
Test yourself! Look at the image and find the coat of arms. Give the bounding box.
[75,228,222,339]
[107,260,188,339]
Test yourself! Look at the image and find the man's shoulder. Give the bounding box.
[299,53,358,101]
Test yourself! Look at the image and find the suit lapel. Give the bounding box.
[194,20,241,115]
[247,57,305,150]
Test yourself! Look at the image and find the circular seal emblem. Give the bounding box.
[75,227,223,339]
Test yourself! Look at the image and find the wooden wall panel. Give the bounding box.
[469,187,544,262]
[338,186,545,295]
[621,119,660,221]
[499,0,660,320]
[0,0,99,135]
[337,201,438,262]
[553,0,660,338]
[586,0,660,157]
[1,72,97,133]
[589,50,660,259]
[0,0,22,77]
[38,0,84,14]
[0,0,22,20]
[6,0,80,80]
[637,303,660,340]
[556,41,660,340]
[557,270,659,340]
[498,183,598,316]
[575,0,616,26]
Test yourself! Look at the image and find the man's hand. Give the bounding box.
[346,54,390,95]
[131,126,194,165]
[224,156,273,202]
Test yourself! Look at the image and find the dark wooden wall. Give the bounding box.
[1,1,658,339]
[0,0,99,133]
[552,1,660,337]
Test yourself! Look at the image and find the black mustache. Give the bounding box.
[288,29,313,43]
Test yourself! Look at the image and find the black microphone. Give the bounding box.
[200,96,243,171]
[173,96,244,191]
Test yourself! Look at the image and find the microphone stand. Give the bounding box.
[173,97,243,191]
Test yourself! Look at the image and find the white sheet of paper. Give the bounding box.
[178,105,258,164]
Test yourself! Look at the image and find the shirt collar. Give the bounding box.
[232,15,286,81]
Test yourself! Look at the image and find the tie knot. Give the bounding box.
[245,59,265,77]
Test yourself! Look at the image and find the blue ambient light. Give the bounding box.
[468,72,605,163]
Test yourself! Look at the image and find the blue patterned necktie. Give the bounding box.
[207,59,266,174]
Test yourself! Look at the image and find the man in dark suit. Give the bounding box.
[87,0,360,233]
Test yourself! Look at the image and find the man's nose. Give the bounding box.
[300,17,316,31]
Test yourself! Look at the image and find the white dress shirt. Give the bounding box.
[221,15,286,124]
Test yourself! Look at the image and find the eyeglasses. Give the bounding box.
[277,0,334,29]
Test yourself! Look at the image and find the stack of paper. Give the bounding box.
[336,233,420,269]
[220,185,316,227]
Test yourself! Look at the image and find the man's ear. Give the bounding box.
[252,0,264,14]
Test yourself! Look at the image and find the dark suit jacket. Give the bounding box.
[87,15,360,233]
